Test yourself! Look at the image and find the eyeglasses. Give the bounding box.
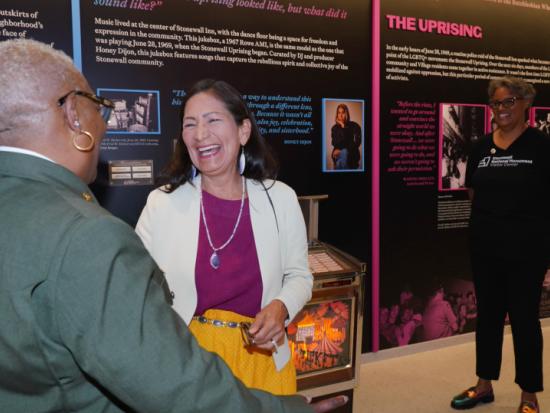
[488,96,522,110]
[58,90,115,123]
[240,322,254,347]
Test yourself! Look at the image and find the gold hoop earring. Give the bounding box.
[72,130,95,152]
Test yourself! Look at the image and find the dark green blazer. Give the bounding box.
[0,151,311,413]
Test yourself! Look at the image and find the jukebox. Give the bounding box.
[292,196,366,409]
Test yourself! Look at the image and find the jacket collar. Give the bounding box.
[0,151,97,203]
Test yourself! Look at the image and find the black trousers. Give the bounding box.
[471,253,546,392]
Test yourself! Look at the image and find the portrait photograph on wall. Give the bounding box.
[322,99,365,173]
[439,103,486,191]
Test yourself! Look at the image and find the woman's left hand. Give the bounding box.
[248,299,288,351]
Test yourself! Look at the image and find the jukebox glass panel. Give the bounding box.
[288,297,354,376]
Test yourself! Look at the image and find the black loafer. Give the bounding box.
[450,386,494,410]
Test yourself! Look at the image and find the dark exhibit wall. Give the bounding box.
[4,0,550,355]
[77,0,372,257]
[376,0,550,350]
[0,1,73,54]
[0,0,372,347]
[0,0,371,253]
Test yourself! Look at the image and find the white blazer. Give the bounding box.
[136,176,313,369]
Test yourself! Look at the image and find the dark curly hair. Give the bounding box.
[159,79,278,192]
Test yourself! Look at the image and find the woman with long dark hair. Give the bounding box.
[331,103,362,169]
[136,79,312,395]
[0,39,344,413]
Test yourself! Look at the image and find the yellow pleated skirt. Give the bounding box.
[189,308,297,395]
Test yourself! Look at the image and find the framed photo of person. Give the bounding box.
[322,99,365,172]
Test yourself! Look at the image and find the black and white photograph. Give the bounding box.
[439,103,486,191]
[97,89,161,134]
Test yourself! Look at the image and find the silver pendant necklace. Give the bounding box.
[200,175,246,270]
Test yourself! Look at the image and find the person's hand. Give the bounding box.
[248,299,288,351]
[332,149,341,159]
[306,395,349,412]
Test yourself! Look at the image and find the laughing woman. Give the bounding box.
[136,79,312,395]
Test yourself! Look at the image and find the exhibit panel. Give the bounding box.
[375,0,550,350]
[0,0,372,351]
[0,1,73,54]
[77,0,372,249]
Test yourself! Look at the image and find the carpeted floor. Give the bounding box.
[355,324,550,413]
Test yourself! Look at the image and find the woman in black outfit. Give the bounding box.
[451,77,550,413]
[331,103,362,170]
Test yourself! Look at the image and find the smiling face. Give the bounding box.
[490,87,530,132]
[181,91,250,182]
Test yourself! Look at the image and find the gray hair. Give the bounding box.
[488,76,536,103]
[0,39,82,142]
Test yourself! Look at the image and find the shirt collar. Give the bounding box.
[0,146,55,163]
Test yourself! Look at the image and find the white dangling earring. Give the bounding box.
[238,146,246,175]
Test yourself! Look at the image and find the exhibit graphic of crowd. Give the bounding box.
[379,285,478,349]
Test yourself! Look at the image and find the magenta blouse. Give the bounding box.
[194,190,263,318]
